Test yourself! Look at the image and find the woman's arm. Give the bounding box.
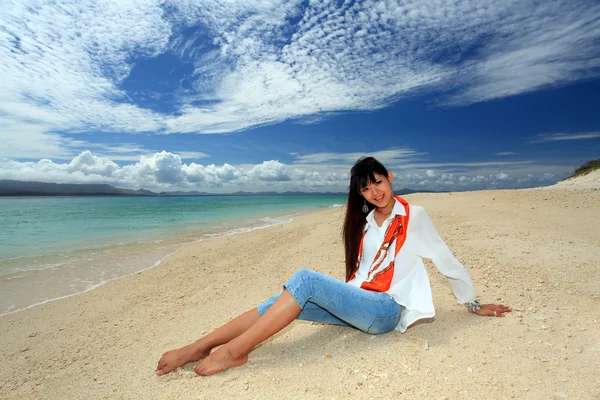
[412,206,476,302]
[412,206,511,317]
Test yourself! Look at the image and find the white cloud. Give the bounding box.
[0,119,88,159]
[529,131,600,143]
[391,169,557,190]
[0,0,170,138]
[214,163,240,181]
[444,2,600,105]
[293,149,427,166]
[116,151,186,184]
[177,152,209,160]
[1,0,599,144]
[495,152,517,156]
[0,149,574,192]
[250,160,291,182]
[66,151,118,177]
[495,172,509,180]
[180,162,241,186]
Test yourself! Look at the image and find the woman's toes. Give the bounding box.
[157,364,175,376]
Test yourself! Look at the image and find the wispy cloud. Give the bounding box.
[444,2,600,105]
[529,131,600,143]
[1,0,599,145]
[0,125,206,162]
[93,151,209,162]
[495,152,518,156]
[293,149,427,165]
[0,119,90,159]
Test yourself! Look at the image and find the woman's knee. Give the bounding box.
[285,269,319,302]
[257,292,281,315]
[293,268,314,279]
[289,268,317,285]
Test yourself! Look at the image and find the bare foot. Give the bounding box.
[193,345,248,376]
[156,343,210,376]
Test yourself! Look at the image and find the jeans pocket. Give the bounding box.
[366,313,401,334]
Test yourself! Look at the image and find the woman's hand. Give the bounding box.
[475,303,512,317]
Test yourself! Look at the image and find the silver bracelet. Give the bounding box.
[465,299,481,313]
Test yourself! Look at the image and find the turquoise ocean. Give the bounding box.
[0,195,345,316]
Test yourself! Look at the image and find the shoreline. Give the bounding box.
[1,188,598,399]
[0,204,339,318]
[0,244,186,318]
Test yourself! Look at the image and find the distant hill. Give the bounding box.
[0,180,156,196]
[227,191,346,196]
[162,190,211,196]
[0,179,442,197]
[394,188,441,195]
[552,160,600,189]
[564,159,600,180]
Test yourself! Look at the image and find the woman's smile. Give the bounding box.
[361,172,394,213]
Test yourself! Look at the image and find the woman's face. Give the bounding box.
[360,172,394,209]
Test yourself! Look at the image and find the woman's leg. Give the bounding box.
[194,269,401,375]
[156,270,349,376]
[261,269,401,334]
[194,289,301,375]
[163,287,354,375]
[156,308,260,376]
[258,292,353,328]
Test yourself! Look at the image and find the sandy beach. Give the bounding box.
[1,186,598,399]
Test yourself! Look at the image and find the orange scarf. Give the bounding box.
[349,195,410,292]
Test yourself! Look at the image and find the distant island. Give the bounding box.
[0,179,438,197]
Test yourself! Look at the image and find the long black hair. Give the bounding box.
[342,157,390,281]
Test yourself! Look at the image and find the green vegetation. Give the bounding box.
[568,159,600,179]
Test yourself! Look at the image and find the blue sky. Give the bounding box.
[1,0,599,192]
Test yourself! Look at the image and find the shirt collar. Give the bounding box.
[365,196,406,229]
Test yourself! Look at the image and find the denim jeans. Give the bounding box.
[257,269,401,334]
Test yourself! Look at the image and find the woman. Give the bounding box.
[156,157,511,376]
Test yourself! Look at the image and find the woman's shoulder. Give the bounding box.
[407,204,436,227]
[407,203,427,215]
[395,196,426,215]
[394,197,430,221]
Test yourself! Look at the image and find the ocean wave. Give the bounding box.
[202,215,294,239]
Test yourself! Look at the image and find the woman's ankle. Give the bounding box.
[187,341,211,360]
[223,339,251,360]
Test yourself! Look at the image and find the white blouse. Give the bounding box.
[347,198,476,332]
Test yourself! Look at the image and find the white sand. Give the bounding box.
[549,168,600,189]
[1,187,599,399]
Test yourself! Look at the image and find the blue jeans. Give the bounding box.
[257,269,401,334]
